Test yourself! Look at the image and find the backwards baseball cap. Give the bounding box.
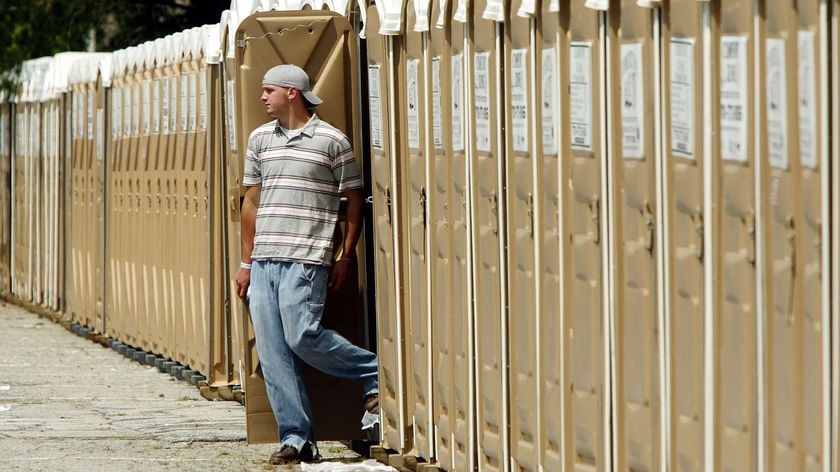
[262,64,323,106]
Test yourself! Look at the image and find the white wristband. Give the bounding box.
[240,262,252,270]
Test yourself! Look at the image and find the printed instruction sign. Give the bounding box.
[798,30,817,169]
[621,42,645,159]
[474,51,491,152]
[199,73,207,130]
[432,57,443,150]
[180,73,189,132]
[541,47,558,156]
[112,89,121,139]
[720,36,749,162]
[133,83,141,136]
[153,78,161,135]
[670,38,694,159]
[569,42,592,151]
[511,49,529,153]
[163,79,170,135]
[96,109,104,161]
[87,89,94,139]
[189,73,198,132]
[367,65,383,151]
[226,80,236,151]
[169,76,178,137]
[766,38,788,169]
[451,54,465,152]
[406,59,420,150]
[143,80,151,135]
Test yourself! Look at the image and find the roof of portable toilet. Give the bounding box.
[99,55,113,87]
[202,24,222,64]
[19,57,52,103]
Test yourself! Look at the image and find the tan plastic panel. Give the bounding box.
[402,1,434,460]
[797,3,829,470]
[447,13,475,472]
[42,97,62,311]
[470,0,506,471]
[12,100,34,303]
[538,3,568,471]
[207,62,231,387]
[105,69,136,345]
[428,0,459,466]
[91,82,106,330]
[661,1,707,469]
[235,11,371,444]
[133,67,152,353]
[0,100,10,295]
[764,1,824,471]
[505,3,538,472]
[68,85,96,328]
[105,78,123,341]
[565,2,607,470]
[147,67,166,356]
[158,60,178,360]
[833,1,840,469]
[363,7,408,451]
[611,2,660,471]
[222,21,246,389]
[717,1,758,470]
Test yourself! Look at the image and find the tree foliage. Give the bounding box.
[0,0,229,84]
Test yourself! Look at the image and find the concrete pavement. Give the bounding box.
[0,300,365,471]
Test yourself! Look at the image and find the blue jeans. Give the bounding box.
[249,259,379,452]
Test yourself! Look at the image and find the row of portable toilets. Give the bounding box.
[0,0,839,470]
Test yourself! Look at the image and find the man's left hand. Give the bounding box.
[328,258,352,292]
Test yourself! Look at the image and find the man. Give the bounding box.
[234,64,379,465]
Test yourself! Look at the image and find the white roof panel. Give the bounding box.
[584,0,608,10]
[412,0,431,31]
[374,0,404,34]
[202,24,222,64]
[483,0,505,21]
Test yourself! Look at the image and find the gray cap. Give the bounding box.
[262,64,322,106]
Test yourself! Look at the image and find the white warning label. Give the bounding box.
[406,59,420,150]
[163,79,170,135]
[432,57,443,150]
[670,38,694,159]
[569,42,592,151]
[720,36,749,162]
[142,80,151,135]
[199,72,207,131]
[133,83,140,136]
[189,73,197,132]
[226,80,236,151]
[112,88,121,139]
[87,88,94,140]
[368,65,384,151]
[451,54,465,152]
[169,76,178,136]
[798,30,817,169]
[474,51,491,152]
[153,78,161,135]
[766,38,788,170]
[511,49,529,153]
[620,42,645,159]
[541,47,558,156]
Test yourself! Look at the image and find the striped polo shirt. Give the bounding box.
[243,114,363,265]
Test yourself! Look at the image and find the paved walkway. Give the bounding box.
[0,300,364,471]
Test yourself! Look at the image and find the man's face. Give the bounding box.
[261,84,291,118]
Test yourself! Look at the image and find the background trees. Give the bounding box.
[0,0,228,88]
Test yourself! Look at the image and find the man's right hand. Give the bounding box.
[235,267,251,301]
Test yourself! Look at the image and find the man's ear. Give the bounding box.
[288,87,300,100]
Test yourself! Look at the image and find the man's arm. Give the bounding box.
[328,188,364,291]
[235,185,261,300]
